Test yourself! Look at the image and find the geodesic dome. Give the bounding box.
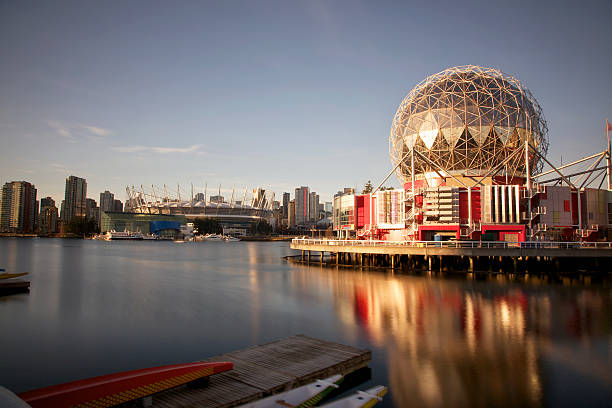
[389,65,548,183]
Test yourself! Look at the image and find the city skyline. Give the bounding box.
[1,1,611,206]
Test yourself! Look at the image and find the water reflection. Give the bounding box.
[291,267,612,407]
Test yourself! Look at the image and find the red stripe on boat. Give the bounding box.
[18,361,232,408]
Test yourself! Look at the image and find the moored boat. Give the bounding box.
[319,385,387,408]
[16,361,233,408]
[104,230,144,241]
[236,374,343,408]
[203,233,223,241]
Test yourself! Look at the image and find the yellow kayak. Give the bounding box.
[0,272,28,280]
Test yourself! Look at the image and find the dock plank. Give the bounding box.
[150,335,370,408]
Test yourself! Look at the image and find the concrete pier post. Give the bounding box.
[469,257,474,273]
[391,255,395,269]
[336,252,339,265]
[439,255,443,272]
[321,251,324,263]
[301,250,304,261]
[428,256,432,271]
[307,251,310,263]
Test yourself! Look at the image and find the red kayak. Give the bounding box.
[17,361,232,408]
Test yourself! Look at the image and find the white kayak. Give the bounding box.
[319,385,388,408]
[236,374,343,408]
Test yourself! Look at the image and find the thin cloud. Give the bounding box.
[113,144,205,155]
[48,120,112,142]
[49,163,71,174]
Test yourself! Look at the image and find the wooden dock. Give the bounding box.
[151,335,371,408]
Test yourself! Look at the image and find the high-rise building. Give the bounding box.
[86,198,99,227]
[113,199,123,212]
[40,196,55,210]
[288,200,296,227]
[194,192,205,201]
[309,192,320,222]
[39,205,59,234]
[210,195,224,203]
[294,186,309,225]
[282,192,290,220]
[0,181,37,233]
[325,202,333,214]
[99,190,115,212]
[63,176,87,222]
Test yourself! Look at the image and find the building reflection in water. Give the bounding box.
[290,267,612,407]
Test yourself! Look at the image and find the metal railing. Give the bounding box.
[291,238,612,250]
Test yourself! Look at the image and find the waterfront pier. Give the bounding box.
[290,238,612,273]
[153,335,370,408]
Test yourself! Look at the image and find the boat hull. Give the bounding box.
[18,361,233,408]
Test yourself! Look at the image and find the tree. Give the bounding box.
[251,220,272,236]
[66,217,98,237]
[362,180,373,194]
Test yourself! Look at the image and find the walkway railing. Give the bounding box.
[291,238,612,250]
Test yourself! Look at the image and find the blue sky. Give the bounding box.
[1,0,611,205]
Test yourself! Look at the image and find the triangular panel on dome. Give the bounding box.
[439,108,464,148]
[429,131,452,170]
[467,125,490,146]
[418,111,439,149]
[494,126,514,145]
[403,133,418,150]
[406,113,424,135]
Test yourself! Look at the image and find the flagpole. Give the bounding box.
[607,118,611,190]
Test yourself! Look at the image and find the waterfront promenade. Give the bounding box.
[290,238,612,272]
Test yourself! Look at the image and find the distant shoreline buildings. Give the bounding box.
[0,172,333,237]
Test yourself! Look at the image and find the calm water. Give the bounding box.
[1,238,611,407]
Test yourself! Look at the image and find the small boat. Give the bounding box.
[0,269,30,296]
[224,236,241,242]
[104,230,144,241]
[0,279,30,296]
[0,272,28,280]
[319,385,387,408]
[16,361,233,408]
[236,374,343,408]
[203,233,224,242]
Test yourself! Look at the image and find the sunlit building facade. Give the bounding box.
[63,175,87,222]
[334,66,612,242]
[0,181,37,233]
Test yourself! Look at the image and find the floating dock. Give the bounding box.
[152,335,371,408]
[290,238,612,273]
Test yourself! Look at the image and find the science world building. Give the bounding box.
[333,65,612,243]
